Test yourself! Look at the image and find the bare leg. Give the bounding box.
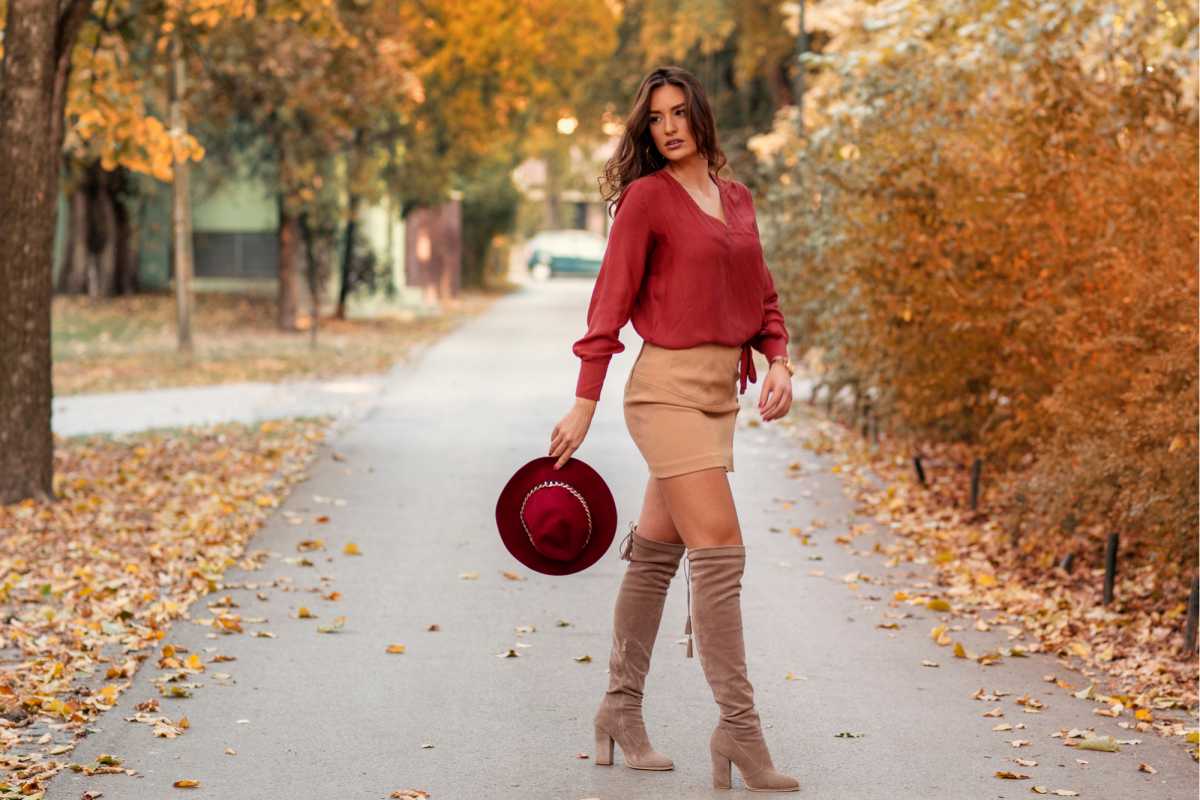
[653,466,743,549]
[634,476,685,546]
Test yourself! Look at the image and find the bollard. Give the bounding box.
[860,399,871,439]
[913,456,927,487]
[1059,552,1075,574]
[1185,578,1198,654]
[1102,532,1119,605]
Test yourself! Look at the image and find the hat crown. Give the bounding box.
[520,481,592,562]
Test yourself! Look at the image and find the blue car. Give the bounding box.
[526,229,607,279]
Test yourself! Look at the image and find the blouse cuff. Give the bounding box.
[757,336,788,363]
[575,358,610,402]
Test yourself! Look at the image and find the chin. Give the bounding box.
[660,145,697,161]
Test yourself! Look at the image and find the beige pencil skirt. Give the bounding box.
[622,341,743,479]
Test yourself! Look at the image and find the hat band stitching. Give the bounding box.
[519,480,593,558]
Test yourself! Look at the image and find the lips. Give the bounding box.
[666,139,684,148]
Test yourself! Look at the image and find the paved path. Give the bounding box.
[49,279,1196,799]
[52,374,389,438]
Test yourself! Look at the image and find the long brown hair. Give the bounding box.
[599,65,729,217]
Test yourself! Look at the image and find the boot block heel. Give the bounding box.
[711,748,733,789]
[594,727,614,766]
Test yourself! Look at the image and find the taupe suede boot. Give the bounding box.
[593,524,685,771]
[687,544,800,792]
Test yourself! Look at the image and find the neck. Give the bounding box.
[666,154,712,188]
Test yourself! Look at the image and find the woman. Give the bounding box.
[548,66,800,793]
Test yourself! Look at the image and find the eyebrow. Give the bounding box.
[649,103,685,115]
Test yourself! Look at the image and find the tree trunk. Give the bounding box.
[114,182,139,295]
[58,165,140,296]
[336,192,360,320]
[277,197,301,331]
[170,31,194,351]
[299,212,320,349]
[91,167,118,297]
[59,187,90,293]
[0,0,90,503]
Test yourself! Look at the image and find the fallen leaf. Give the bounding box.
[173,779,201,788]
[386,644,406,654]
[1073,735,1119,752]
[573,655,592,663]
[343,542,362,556]
[316,616,347,633]
[993,770,1028,779]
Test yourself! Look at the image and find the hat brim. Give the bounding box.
[495,456,617,576]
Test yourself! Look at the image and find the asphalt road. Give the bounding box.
[49,278,1197,799]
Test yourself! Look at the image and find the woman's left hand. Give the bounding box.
[758,362,793,422]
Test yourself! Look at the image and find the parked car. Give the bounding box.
[526,229,607,279]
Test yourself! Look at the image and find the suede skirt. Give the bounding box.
[622,341,743,478]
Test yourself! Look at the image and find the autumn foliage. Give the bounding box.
[759,1,1198,565]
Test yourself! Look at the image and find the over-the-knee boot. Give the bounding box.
[594,524,685,770]
[687,544,800,792]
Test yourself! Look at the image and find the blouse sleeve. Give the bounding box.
[743,184,789,362]
[570,180,655,401]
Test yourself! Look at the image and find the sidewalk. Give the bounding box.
[52,374,388,438]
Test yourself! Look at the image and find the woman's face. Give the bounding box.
[647,83,697,163]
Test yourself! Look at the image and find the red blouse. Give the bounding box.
[571,168,789,401]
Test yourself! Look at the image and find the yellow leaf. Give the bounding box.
[174,779,201,788]
[1075,735,1119,752]
[298,607,315,619]
[386,644,406,654]
[927,598,951,612]
[343,542,362,556]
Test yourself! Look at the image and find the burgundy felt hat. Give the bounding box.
[495,456,617,576]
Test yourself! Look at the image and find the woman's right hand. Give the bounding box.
[549,398,597,469]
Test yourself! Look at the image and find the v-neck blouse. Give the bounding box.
[571,168,789,402]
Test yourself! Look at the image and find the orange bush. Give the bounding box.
[761,1,1198,563]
